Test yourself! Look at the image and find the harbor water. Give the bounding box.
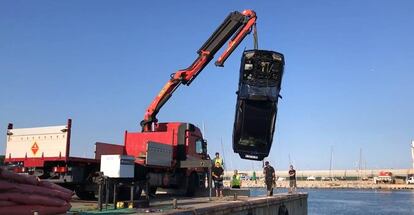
[251,188,414,215]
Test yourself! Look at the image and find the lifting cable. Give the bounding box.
[253,23,258,50]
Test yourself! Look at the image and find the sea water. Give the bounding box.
[250,188,414,215]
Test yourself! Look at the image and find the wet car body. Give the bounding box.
[233,50,285,160]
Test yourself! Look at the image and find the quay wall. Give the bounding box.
[164,194,308,215]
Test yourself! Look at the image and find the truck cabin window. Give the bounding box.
[195,139,204,154]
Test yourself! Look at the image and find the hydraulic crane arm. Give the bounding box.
[141,10,257,132]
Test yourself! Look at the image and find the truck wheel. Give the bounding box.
[185,173,198,197]
[75,188,96,200]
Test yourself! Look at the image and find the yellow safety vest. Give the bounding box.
[214,157,223,166]
[231,174,241,187]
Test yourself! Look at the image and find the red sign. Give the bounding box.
[31,142,39,155]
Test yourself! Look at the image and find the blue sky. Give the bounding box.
[1,1,413,171]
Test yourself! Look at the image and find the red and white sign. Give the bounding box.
[31,142,39,155]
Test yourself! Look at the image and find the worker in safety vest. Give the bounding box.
[230,170,241,188]
[212,152,224,168]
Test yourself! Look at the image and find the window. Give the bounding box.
[195,139,203,154]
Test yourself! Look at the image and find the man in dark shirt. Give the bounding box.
[263,161,275,196]
[288,165,297,193]
[212,162,224,197]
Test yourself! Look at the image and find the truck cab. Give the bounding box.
[125,122,207,165]
[124,122,209,196]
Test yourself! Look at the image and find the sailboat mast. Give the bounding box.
[329,146,333,179]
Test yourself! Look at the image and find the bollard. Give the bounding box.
[233,193,238,201]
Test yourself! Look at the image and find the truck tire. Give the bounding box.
[185,173,198,197]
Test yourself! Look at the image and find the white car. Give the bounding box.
[407,176,414,184]
[306,176,316,181]
[239,174,250,181]
[277,177,286,181]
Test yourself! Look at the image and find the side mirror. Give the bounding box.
[202,140,208,154]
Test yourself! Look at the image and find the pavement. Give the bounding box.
[69,192,307,215]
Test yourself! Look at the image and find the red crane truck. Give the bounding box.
[4,10,259,199]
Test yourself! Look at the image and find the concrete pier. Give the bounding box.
[70,193,308,215]
[152,193,308,215]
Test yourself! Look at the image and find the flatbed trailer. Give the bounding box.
[5,119,101,199]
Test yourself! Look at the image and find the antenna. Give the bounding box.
[220,137,227,170]
[202,121,206,139]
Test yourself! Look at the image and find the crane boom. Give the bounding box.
[141,10,257,132]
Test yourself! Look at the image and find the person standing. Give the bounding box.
[288,165,297,193]
[230,170,241,188]
[212,162,224,197]
[212,152,224,168]
[252,171,257,184]
[263,161,275,196]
